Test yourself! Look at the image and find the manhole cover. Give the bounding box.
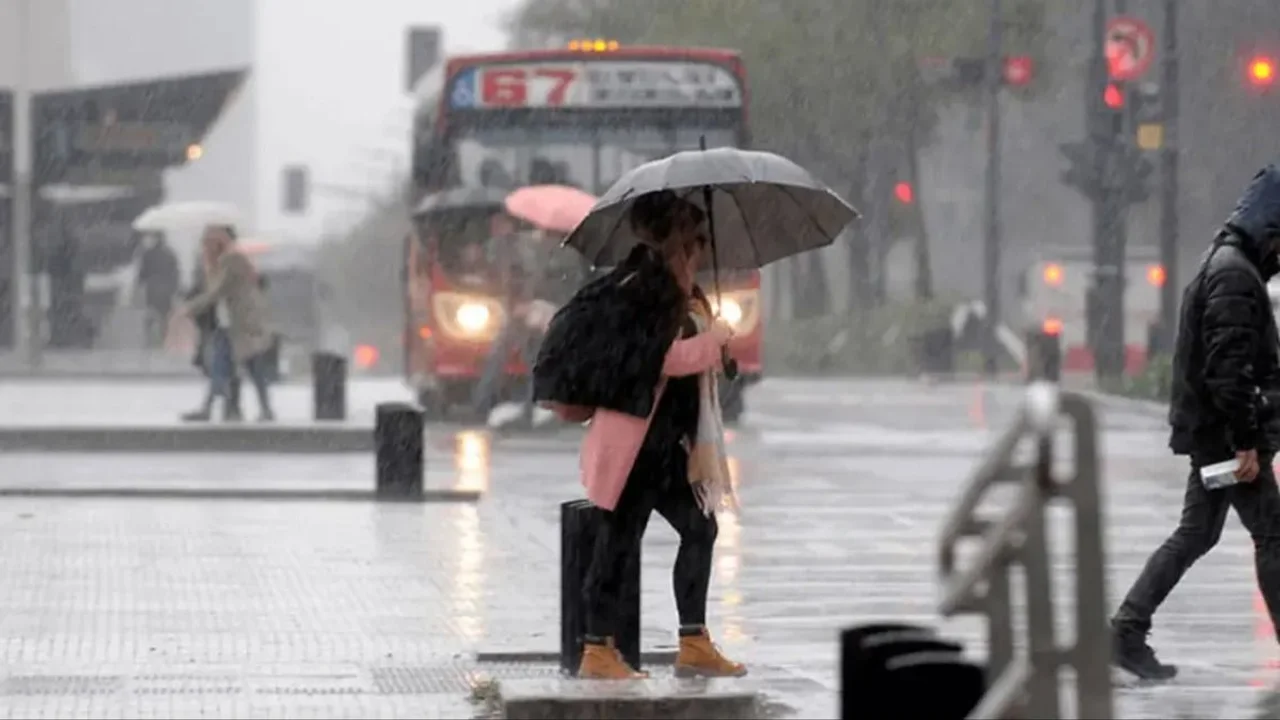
[1,675,124,696]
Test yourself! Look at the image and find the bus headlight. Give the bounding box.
[455,303,491,333]
[432,292,504,341]
[717,298,744,327]
[710,290,759,333]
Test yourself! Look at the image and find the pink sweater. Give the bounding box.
[578,331,723,511]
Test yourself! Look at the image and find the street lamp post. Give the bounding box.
[11,0,40,367]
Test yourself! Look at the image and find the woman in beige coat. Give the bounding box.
[185,226,276,421]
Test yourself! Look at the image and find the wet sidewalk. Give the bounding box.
[0,378,1273,717]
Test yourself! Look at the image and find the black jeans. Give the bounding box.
[1114,453,1280,636]
[583,446,719,639]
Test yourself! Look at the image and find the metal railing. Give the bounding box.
[937,383,1113,719]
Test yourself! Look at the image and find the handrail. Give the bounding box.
[937,385,1113,720]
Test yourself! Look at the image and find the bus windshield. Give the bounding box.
[454,122,738,195]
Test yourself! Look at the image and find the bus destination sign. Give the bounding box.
[450,60,742,109]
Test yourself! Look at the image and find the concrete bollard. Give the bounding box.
[312,351,347,421]
[560,499,641,675]
[374,403,424,499]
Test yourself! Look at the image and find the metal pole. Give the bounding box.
[1157,0,1179,353]
[1088,0,1115,383]
[12,0,38,368]
[982,0,1003,376]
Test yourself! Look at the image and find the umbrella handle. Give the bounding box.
[722,350,739,381]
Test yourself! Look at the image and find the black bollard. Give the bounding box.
[841,624,938,719]
[882,653,986,717]
[375,402,424,499]
[560,499,641,675]
[312,352,347,421]
[1025,330,1062,382]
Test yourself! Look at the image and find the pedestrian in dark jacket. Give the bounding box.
[1112,165,1280,680]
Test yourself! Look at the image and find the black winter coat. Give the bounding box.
[1169,166,1280,457]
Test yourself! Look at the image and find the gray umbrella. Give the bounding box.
[412,186,509,218]
[564,147,859,270]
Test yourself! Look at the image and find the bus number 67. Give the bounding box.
[481,68,577,107]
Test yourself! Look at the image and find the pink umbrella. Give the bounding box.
[504,184,597,234]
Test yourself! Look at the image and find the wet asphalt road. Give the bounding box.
[0,377,1271,718]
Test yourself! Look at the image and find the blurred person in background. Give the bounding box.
[135,231,180,349]
[181,243,239,422]
[182,226,277,422]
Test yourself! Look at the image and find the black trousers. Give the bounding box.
[583,446,719,639]
[1114,453,1280,636]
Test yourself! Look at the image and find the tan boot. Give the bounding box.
[578,639,649,680]
[675,628,748,678]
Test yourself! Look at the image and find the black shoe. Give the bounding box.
[181,409,211,422]
[257,408,276,422]
[1112,621,1177,680]
[222,403,243,423]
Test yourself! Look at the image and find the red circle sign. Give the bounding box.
[1106,16,1156,81]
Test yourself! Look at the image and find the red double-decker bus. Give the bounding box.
[405,40,761,419]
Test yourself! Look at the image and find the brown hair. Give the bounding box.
[629,191,705,245]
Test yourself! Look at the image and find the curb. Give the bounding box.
[0,487,483,502]
[1076,390,1166,418]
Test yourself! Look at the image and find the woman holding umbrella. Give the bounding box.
[534,191,744,680]
[536,145,858,681]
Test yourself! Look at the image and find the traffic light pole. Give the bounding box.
[1089,0,1129,383]
[1157,0,1180,353]
[982,0,1003,376]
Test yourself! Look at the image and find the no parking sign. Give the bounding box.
[1105,16,1156,81]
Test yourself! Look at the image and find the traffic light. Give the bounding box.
[893,181,914,205]
[1248,54,1277,89]
[1103,83,1125,109]
[1003,56,1035,89]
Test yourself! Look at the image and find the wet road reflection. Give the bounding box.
[454,430,490,494]
[715,455,746,644]
[451,503,485,642]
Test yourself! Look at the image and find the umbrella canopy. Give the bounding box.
[132,201,243,233]
[565,147,858,270]
[505,184,597,234]
[412,186,508,218]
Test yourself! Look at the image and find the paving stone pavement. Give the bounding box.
[0,378,1275,717]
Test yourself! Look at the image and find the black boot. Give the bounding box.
[1112,620,1177,680]
[222,378,244,422]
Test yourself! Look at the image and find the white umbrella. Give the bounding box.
[132,201,243,233]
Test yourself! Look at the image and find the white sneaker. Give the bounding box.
[532,406,556,427]
[487,402,524,428]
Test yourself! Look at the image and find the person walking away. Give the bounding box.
[1111,165,1280,680]
[181,243,242,422]
[136,232,180,348]
[183,226,277,422]
[532,191,745,680]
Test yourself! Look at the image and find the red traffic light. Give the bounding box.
[1003,55,1034,87]
[893,181,914,204]
[1249,55,1276,87]
[1103,83,1125,109]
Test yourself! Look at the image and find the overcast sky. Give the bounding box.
[58,0,520,241]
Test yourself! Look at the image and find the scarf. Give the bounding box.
[685,300,738,516]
